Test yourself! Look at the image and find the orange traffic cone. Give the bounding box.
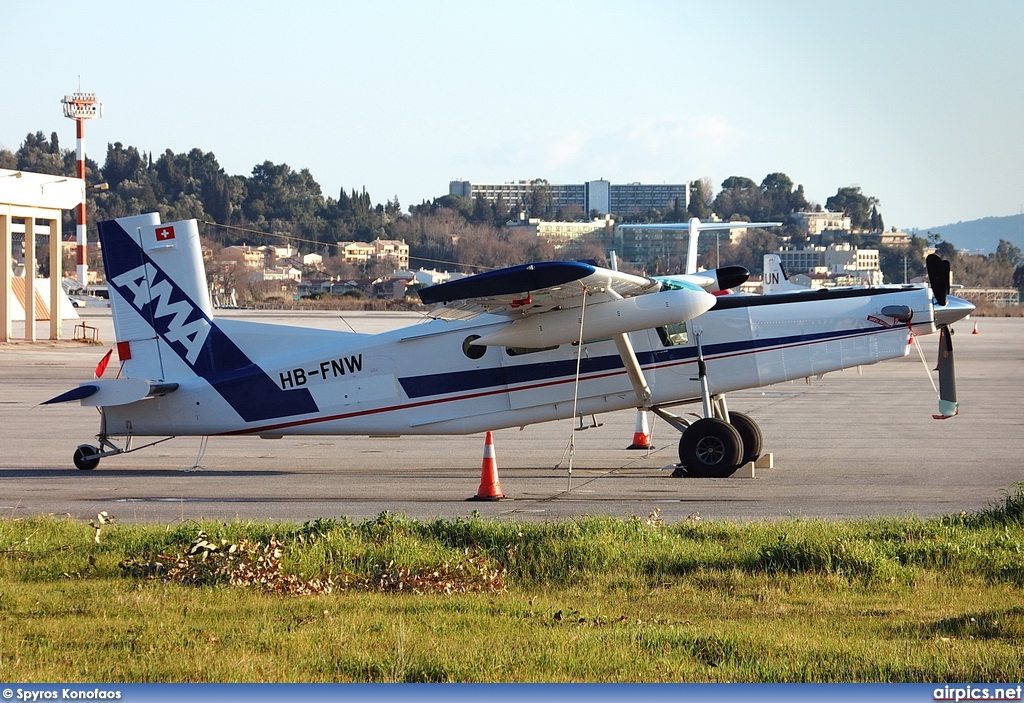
[972,321,980,335]
[627,409,651,449]
[468,431,504,501]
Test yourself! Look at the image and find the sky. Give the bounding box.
[3,0,1022,231]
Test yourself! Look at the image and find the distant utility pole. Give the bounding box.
[61,89,102,286]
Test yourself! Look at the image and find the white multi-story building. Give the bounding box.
[219,244,299,269]
[450,179,691,216]
[824,244,879,276]
[249,266,302,283]
[775,244,883,286]
[507,216,615,248]
[220,245,266,269]
[791,210,851,236]
[336,239,409,270]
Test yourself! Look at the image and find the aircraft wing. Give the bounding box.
[418,261,661,321]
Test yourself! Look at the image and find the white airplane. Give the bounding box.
[44,213,974,477]
[762,253,812,293]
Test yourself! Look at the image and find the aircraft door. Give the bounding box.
[499,342,568,412]
[353,355,401,411]
[309,353,400,414]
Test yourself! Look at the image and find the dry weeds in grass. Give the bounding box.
[119,530,506,595]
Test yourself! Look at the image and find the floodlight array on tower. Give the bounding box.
[61,92,103,120]
[61,91,103,286]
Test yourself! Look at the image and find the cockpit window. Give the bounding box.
[657,321,689,347]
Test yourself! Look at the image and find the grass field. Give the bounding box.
[1,485,1022,682]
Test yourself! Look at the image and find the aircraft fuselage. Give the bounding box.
[100,285,936,439]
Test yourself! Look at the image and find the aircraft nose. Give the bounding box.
[935,295,976,327]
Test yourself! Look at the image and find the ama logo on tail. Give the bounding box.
[98,215,320,423]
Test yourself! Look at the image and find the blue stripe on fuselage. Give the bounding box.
[97,218,319,422]
[216,323,905,437]
[396,324,902,399]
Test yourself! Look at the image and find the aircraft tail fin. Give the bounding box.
[98,214,215,381]
[618,219,781,274]
[67,213,320,424]
[762,254,809,294]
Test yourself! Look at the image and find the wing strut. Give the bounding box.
[612,332,652,407]
[694,331,715,419]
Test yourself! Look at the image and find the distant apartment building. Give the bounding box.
[449,179,691,216]
[507,216,615,248]
[336,239,410,270]
[877,229,910,247]
[791,210,851,236]
[220,245,266,269]
[373,239,410,269]
[220,244,298,269]
[249,266,302,284]
[823,244,879,276]
[774,244,883,286]
[775,248,824,274]
[336,242,375,264]
[602,182,690,215]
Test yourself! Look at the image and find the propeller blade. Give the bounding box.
[926,254,950,307]
[933,325,958,419]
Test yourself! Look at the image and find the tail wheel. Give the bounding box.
[727,411,763,466]
[677,418,744,478]
[73,444,100,471]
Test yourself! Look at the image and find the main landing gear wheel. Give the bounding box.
[73,444,100,471]
[727,411,763,467]
[677,418,744,478]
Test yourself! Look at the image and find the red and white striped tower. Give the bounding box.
[61,91,102,286]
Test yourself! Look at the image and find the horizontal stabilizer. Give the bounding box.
[619,221,783,232]
[43,385,99,404]
[42,378,179,408]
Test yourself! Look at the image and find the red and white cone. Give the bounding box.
[972,321,980,335]
[627,409,651,449]
[468,431,504,501]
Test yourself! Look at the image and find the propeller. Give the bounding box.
[926,253,950,306]
[926,254,958,419]
[933,324,958,419]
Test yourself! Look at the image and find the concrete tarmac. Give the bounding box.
[1,309,1020,525]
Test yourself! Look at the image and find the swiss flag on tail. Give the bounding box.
[155,225,175,241]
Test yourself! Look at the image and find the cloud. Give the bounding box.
[623,114,744,159]
[557,114,751,182]
[453,113,756,191]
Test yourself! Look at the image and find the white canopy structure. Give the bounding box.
[1,168,85,341]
